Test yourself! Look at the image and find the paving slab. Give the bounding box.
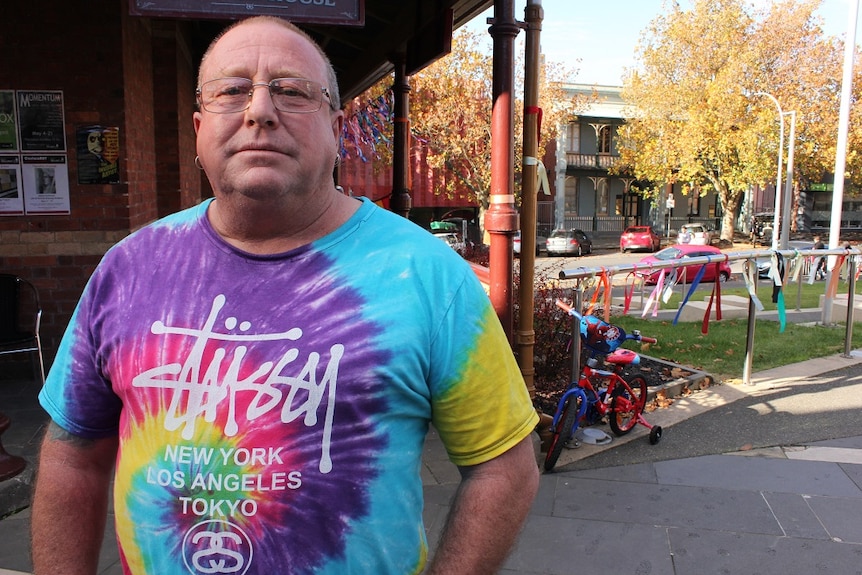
[805,494,862,543]
[655,454,862,498]
[551,477,781,535]
[761,491,831,540]
[667,527,862,575]
[838,463,862,492]
[783,445,862,464]
[556,461,659,484]
[502,514,673,575]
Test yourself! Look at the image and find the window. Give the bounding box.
[598,125,612,154]
[597,178,608,215]
[566,122,580,153]
[564,176,578,215]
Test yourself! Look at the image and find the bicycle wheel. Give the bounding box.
[608,375,647,436]
[544,393,582,472]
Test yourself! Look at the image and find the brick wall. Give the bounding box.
[0,0,202,366]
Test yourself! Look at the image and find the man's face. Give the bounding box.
[193,20,343,201]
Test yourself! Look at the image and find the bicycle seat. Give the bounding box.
[605,348,640,366]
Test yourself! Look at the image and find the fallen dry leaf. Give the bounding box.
[653,389,674,408]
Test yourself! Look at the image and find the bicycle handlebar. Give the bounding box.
[555,299,578,317]
[555,299,657,344]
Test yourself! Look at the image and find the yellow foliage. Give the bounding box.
[618,0,857,240]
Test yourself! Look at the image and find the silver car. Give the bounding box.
[513,230,547,256]
[546,229,592,256]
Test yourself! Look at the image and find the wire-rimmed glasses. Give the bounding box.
[196,77,334,114]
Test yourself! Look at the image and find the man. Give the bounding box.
[813,235,827,280]
[31,16,539,575]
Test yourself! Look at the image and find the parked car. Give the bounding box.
[513,230,548,256]
[546,229,592,257]
[751,212,775,246]
[677,223,713,246]
[636,244,732,284]
[620,226,661,253]
[756,240,813,278]
[433,232,466,255]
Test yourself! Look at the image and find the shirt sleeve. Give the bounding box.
[39,265,123,438]
[428,269,539,467]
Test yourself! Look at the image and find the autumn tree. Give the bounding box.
[412,29,588,225]
[342,28,586,232]
[617,0,843,241]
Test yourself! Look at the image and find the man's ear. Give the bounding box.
[331,110,344,142]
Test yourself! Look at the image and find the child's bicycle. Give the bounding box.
[544,299,663,472]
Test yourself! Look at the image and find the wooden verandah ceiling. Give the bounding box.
[189,0,495,102]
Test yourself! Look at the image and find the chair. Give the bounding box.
[0,274,45,385]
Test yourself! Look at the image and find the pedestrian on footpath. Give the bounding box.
[30,16,539,575]
[813,235,827,280]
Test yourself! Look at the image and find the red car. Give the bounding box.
[636,244,732,284]
[620,226,661,252]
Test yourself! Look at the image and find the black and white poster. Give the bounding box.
[22,154,70,214]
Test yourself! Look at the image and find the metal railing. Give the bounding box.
[558,246,861,385]
[565,152,619,170]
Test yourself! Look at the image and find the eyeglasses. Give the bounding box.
[196,77,334,114]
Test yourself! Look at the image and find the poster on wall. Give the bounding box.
[0,155,24,215]
[0,91,17,151]
[16,90,66,152]
[21,155,70,214]
[76,125,120,184]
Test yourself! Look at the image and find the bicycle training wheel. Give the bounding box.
[543,395,581,472]
[608,375,647,436]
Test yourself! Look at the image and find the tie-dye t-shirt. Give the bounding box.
[39,197,538,575]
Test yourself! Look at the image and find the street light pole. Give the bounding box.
[753,91,784,250]
[780,110,796,249]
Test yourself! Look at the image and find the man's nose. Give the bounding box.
[245,83,278,122]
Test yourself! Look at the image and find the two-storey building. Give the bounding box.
[549,84,722,241]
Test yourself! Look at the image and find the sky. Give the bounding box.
[467,0,862,86]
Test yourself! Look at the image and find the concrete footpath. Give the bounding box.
[4,349,862,574]
[424,352,862,575]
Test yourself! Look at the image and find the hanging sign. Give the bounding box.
[129,0,365,26]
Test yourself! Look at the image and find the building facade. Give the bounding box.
[549,84,721,239]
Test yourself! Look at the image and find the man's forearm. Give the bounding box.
[426,436,539,575]
[31,422,118,575]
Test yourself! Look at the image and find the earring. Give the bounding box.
[194,156,204,170]
[334,155,341,169]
